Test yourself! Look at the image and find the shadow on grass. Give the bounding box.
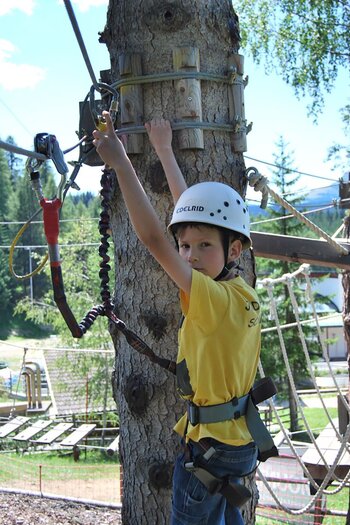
[0,314,49,340]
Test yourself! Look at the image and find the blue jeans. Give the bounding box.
[171,439,258,525]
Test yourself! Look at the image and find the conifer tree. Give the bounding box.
[0,147,15,335]
[255,136,319,433]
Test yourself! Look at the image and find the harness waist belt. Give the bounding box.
[186,377,278,462]
[187,394,249,426]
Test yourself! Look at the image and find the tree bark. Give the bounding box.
[102,1,257,523]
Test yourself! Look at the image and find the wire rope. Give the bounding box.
[246,167,349,256]
[244,155,335,182]
[62,0,100,91]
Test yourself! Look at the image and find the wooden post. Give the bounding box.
[173,46,204,150]
[227,54,248,152]
[119,53,144,154]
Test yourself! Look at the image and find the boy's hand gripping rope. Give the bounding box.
[245,166,349,256]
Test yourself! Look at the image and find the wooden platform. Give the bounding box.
[13,419,52,441]
[0,416,119,455]
[302,422,350,480]
[0,416,30,438]
[0,403,27,417]
[31,422,74,445]
[0,418,115,451]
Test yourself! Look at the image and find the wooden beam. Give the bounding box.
[251,231,350,270]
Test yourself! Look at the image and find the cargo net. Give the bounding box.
[255,263,350,523]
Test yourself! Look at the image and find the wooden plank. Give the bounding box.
[251,232,350,270]
[302,424,350,480]
[173,47,203,150]
[0,416,29,438]
[31,422,73,444]
[0,403,27,417]
[13,419,52,441]
[119,53,143,154]
[59,424,96,447]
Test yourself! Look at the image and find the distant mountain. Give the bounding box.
[249,182,341,218]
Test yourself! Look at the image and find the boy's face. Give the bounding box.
[178,224,240,279]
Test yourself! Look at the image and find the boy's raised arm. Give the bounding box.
[92,112,192,295]
[145,118,187,204]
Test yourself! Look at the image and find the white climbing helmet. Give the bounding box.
[168,181,251,248]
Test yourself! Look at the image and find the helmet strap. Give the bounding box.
[214,230,231,281]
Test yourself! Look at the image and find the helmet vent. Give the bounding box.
[224,201,229,207]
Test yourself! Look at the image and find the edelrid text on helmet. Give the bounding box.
[168,182,251,249]
[176,205,204,213]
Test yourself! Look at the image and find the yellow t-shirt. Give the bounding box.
[174,270,261,446]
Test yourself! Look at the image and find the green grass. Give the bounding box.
[271,407,338,440]
[0,449,119,483]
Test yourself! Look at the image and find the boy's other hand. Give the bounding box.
[145,118,173,153]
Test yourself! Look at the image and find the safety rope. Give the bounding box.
[246,166,349,256]
[0,137,86,162]
[63,0,100,92]
[0,139,47,162]
[8,208,49,280]
[114,120,239,136]
[113,71,238,90]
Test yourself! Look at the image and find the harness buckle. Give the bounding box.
[231,397,241,419]
[188,403,200,426]
[231,397,238,406]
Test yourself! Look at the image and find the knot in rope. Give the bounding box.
[245,166,349,256]
[245,167,269,209]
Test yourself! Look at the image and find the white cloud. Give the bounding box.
[0,39,46,90]
[72,0,108,13]
[0,0,35,16]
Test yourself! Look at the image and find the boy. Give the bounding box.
[93,114,260,524]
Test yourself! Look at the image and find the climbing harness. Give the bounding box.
[182,377,278,507]
[186,377,278,463]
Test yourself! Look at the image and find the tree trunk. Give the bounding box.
[102,1,257,523]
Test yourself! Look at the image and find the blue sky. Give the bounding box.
[0,0,348,202]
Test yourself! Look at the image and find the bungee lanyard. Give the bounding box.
[29,157,176,374]
[10,82,176,375]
